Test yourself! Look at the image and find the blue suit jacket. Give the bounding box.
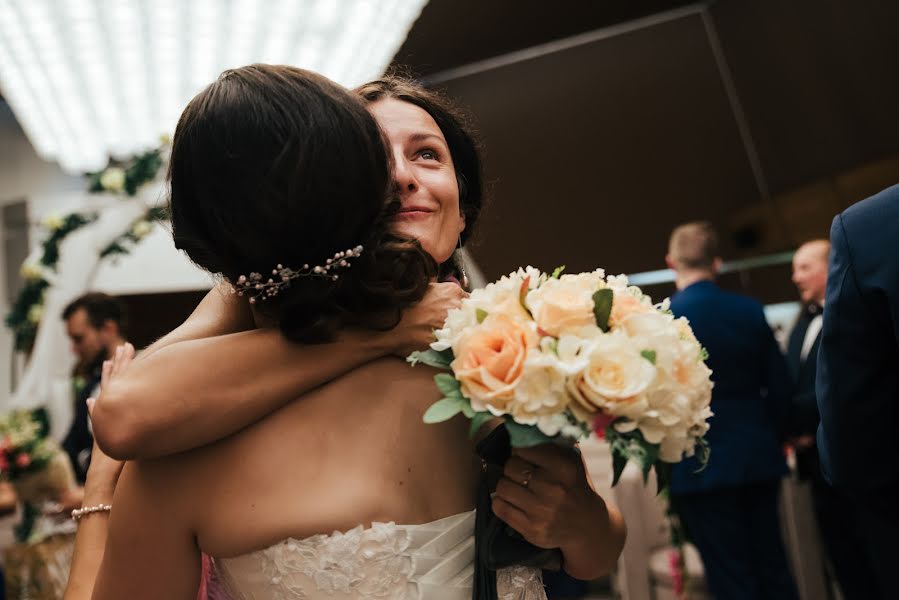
[670,281,790,494]
[816,184,899,493]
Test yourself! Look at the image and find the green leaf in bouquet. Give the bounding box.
[469,412,494,438]
[461,402,476,418]
[700,347,710,362]
[551,265,566,279]
[592,288,614,332]
[423,397,467,423]
[611,447,628,487]
[655,461,673,496]
[504,419,555,448]
[640,441,660,485]
[434,373,463,398]
[640,349,657,365]
[476,308,488,323]
[694,437,711,472]
[407,348,454,370]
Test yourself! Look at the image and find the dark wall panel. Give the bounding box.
[711,0,899,193]
[438,13,758,280]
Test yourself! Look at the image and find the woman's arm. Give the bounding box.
[492,445,626,580]
[87,461,201,600]
[92,282,466,459]
[66,347,200,600]
[65,356,127,600]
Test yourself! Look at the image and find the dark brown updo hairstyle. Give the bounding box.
[355,74,484,249]
[169,64,436,342]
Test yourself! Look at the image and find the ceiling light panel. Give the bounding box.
[0,0,427,173]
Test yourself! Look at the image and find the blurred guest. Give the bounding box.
[817,184,899,599]
[787,240,877,599]
[665,222,798,600]
[60,293,128,483]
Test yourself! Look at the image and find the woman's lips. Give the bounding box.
[394,207,434,220]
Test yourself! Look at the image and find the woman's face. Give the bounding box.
[369,98,465,264]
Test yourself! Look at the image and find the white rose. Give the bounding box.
[568,332,657,418]
[100,167,126,193]
[131,220,153,238]
[41,214,64,231]
[19,261,45,281]
[536,413,589,439]
[506,350,571,424]
[27,304,43,324]
[433,268,543,352]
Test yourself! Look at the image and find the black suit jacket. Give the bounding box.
[786,309,822,479]
[786,309,822,437]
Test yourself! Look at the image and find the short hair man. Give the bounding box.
[61,292,128,482]
[666,222,798,600]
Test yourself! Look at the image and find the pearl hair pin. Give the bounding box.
[229,245,364,304]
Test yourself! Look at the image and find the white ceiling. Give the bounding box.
[0,0,427,173]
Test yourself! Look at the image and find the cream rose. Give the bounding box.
[19,262,45,281]
[41,214,64,231]
[451,313,538,415]
[568,332,657,418]
[100,167,126,193]
[131,220,153,238]
[527,276,599,338]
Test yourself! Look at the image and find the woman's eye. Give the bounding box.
[419,149,438,160]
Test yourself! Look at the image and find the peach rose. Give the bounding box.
[609,292,653,328]
[451,313,538,414]
[528,277,598,338]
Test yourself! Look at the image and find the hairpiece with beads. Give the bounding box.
[229,245,363,304]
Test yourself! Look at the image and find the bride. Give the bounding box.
[65,66,625,599]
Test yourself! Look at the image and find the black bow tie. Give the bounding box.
[805,303,823,316]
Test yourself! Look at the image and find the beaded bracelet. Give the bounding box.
[71,503,112,521]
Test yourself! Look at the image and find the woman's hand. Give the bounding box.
[390,282,467,356]
[492,444,625,580]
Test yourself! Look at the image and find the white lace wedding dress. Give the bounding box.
[209,510,547,600]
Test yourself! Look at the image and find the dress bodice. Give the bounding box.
[210,511,545,600]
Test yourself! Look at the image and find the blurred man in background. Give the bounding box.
[666,222,798,600]
[61,292,128,483]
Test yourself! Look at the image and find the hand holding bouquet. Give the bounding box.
[410,266,714,489]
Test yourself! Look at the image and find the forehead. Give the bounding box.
[66,308,92,330]
[794,243,828,265]
[369,98,445,142]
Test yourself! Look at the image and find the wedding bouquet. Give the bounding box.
[410,266,713,489]
[0,408,75,506]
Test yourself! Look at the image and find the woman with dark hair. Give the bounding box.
[64,63,487,599]
[76,72,625,597]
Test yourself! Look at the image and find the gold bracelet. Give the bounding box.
[71,503,112,521]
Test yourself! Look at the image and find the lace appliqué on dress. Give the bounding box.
[255,522,415,600]
[496,566,547,600]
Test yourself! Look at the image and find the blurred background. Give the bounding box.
[0,1,897,599]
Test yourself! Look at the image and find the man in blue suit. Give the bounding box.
[816,184,899,599]
[666,222,798,600]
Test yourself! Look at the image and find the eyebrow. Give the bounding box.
[407,132,447,146]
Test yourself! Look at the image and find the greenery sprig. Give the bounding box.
[5,142,169,352]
